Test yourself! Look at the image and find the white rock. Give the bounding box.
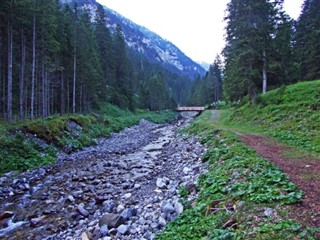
[158,216,166,227]
[122,193,132,199]
[156,178,167,189]
[117,224,129,235]
[174,202,184,215]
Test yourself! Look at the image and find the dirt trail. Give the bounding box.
[239,134,320,228]
[209,110,319,227]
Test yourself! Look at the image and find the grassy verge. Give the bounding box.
[156,111,319,240]
[220,80,320,154]
[0,104,177,174]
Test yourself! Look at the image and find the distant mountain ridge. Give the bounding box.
[62,0,206,79]
[104,6,206,78]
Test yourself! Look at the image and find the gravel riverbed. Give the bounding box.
[0,112,207,240]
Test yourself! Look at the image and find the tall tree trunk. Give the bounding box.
[24,74,28,118]
[67,72,70,113]
[60,71,65,114]
[42,61,45,117]
[79,82,82,113]
[72,50,76,113]
[31,12,36,120]
[20,28,26,119]
[0,29,4,119]
[262,49,268,94]
[72,9,77,114]
[7,10,13,122]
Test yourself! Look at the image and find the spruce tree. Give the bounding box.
[223,0,289,102]
[295,0,320,80]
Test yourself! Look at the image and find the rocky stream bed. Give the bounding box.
[0,112,207,240]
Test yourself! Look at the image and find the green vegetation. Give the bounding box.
[221,80,320,154]
[223,0,320,103]
[187,56,223,106]
[156,111,319,240]
[0,104,176,174]
[1,1,188,123]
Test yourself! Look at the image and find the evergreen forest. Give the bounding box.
[0,0,191,122]
[1,0,320,119]
[222,0,320,102]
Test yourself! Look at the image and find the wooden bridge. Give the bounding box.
[176,106,205,112]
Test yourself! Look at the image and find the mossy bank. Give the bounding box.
[0,104,177,174]
[221,79,320,154]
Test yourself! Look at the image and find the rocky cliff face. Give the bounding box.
[103,6,206,78]
[60,0,97,6]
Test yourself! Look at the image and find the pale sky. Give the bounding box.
[97,0,304,64]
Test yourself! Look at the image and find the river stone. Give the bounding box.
[99,213,125,228]
[174,202,184,215]
[158,216,166,227]
[100,224,109,236]
[121,208,137,220]
[77,204,89,217]
[92,227,102,239]
[122,193,132,199]
[161,201,175,214]
[117,204,125,213]
[30,217,43,227]
[81,232,90,240]
[0,211,14,220]
[156,178,167,189]
[183,167,191,174]
[117,224,129,235]
[95,196,108,205]
[103,200,117,213]
[67,120,82,136]
[67,195,75,203]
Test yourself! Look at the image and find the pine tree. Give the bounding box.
[295,0,320,80]
[77,8,103,111]
[112,24,133,109]
[223,0,288,102]
[94,4,113,102]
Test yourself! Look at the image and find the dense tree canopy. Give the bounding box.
[294,0,320,81]
[223,0,320,103]
[0,0,192,122]
[187,57,223,106]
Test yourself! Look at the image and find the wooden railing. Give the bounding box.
[176,106,205,111]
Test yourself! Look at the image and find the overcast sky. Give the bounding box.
[96,0,304,64]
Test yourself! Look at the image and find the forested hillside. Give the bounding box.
[222,0,320,103]
[0,0,197,123]
[103,5,206,79]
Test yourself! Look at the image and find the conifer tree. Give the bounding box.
[223,0,288,102]
[295,0,320,80]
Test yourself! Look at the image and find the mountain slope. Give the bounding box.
[76,0,206,79]
[104,6,206,78]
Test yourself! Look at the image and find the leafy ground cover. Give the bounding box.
[0,104,176,174]
[156,111,319,240]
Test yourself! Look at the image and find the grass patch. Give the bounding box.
[220,80,320,154]
[0,104,177,174]
[282,149,320,162]
[156,111,319,240]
